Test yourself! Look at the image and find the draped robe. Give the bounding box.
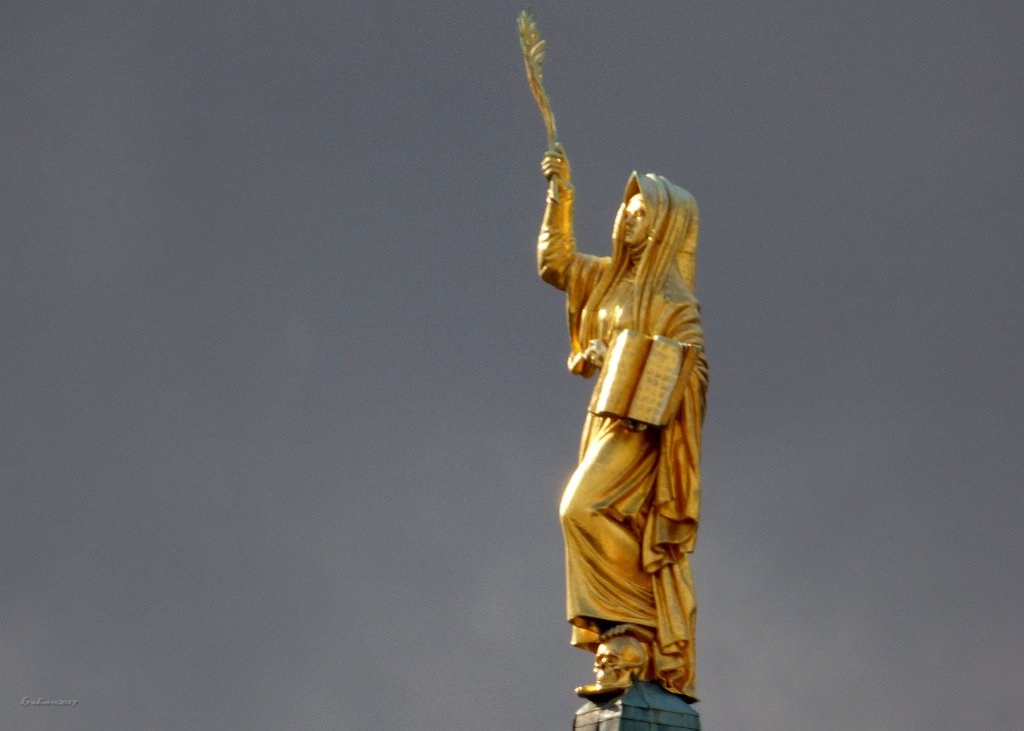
[538,172,708,701]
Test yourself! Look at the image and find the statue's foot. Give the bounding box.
[574,679,632,701]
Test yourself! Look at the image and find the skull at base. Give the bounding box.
[593,634,648,689]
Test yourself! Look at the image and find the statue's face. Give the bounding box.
[622,194,648,249]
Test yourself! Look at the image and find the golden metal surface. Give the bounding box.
[574,624,654,700]
[533,142,707,702]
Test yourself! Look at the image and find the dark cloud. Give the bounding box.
[2,2,1022,729]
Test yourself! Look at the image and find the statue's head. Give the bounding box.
[612,172,699,294]
[593,634,648,688]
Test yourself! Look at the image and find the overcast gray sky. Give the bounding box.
[3,2,1023,730]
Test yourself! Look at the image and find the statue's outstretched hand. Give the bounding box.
[541,144,572,187]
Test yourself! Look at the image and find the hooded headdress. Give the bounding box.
[572,172,702,364]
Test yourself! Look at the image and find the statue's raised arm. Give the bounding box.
[536,145,576,290]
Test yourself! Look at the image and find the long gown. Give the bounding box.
[538,171,708,701]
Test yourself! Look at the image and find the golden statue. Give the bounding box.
[519,11,708,704]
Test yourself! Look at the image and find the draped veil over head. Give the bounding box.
[568,172,702,370]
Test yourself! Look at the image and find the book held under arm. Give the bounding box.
[588,329,699,427]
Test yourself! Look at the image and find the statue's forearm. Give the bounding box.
[537,185,576,290]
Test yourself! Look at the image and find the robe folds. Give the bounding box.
[538,172,708,701]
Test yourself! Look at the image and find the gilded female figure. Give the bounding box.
[536,147,708,702]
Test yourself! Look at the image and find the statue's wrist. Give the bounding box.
[547,182,575,205]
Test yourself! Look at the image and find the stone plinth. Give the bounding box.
[573,681,700,731]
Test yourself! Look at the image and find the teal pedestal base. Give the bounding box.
[573,682,700,731]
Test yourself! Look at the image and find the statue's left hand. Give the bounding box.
[583,338,608,368]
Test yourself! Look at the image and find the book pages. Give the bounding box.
[627,336,685,425]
